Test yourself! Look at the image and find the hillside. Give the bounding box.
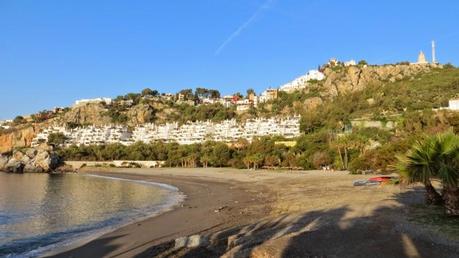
[1,62,459,172]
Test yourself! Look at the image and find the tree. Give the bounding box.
[246,88,255,97]
[211,142,231,167]
[358,60,368,66]
[397,132,459,211]
[282,153,298,169]
[209,89,221,99]
[332,133,367,170]
[243,153,263,169]
[179,89,194,101]
[13,116,26,125]
[195,87,208,99]
[48,133,68,147]
[233,92,244,99]
[141,88,158,97]
[311,151,332,169]
[433,133,459,215]
[264,155,279,168]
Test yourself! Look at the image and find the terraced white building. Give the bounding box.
[32,116,301,146]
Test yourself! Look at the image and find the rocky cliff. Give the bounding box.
[319,63,436,96]
[126,103,156,125]
[0,144,61,173]
[62,103,112,126]
[0,126,38,153]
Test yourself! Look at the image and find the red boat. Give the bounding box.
[368,176,392,182]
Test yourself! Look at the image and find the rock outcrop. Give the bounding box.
[127,104,155,125]
[0,125,38,153]
[320,64,435,96]
[63,103,112,126]
[0,144,61,173]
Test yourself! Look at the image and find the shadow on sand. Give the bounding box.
[50,187,459,258]
[137,187,458,258]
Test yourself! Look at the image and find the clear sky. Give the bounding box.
[1,0,458,119]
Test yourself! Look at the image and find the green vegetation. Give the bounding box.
[249,67,459,173]
[47,133,68,147]
[397,132,459,215]
[13,116,26,125]
[105,108,129,124]
[141,88,159,97]
[58,137,305,170]
[167,103,237,123]
[195,87,220,99]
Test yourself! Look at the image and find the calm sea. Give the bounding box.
[0,172,183,257]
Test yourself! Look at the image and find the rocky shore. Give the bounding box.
[0,144,61,173]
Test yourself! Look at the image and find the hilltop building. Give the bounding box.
[279,70,325,93]
[259,88,279,102]
[74,98,112,107]
[413,40,438,65]
[416,51,428,64]
[344,60,357,66]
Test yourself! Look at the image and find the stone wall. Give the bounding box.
[65,160,166,169]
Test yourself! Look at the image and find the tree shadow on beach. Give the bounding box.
[47,234,127,258]
[140,187,459,258]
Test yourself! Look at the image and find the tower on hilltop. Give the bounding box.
[432,40,437,64]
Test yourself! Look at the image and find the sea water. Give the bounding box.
[0,172,183,257]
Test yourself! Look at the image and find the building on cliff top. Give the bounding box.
[74,97,112,107]
[279,70,325,93]
[413,40,438,65]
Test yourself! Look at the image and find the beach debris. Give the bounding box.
[174,235,209,249]
[353,176,397,186]
[214,205,228,213]
[353,180,380,186]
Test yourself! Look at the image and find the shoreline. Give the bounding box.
[41,173,186,257]
[48,168,273,258]
[46,168,459,257]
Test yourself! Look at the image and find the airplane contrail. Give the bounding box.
[214,0,275,56]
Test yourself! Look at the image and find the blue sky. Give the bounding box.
[1,0,458,119]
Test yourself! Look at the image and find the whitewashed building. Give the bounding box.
[74,98,112,107]
[32,116,301,146]
[279,70,325,93]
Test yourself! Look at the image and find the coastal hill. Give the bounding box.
[1,60,459,174]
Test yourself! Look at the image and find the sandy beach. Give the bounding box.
[48,168,459,258]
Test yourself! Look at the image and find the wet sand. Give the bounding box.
[48,168,273,258]
[49,168,459,258]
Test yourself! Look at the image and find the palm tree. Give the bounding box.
[397,135,443,205]
[435,133,459,215]
[397,132,459,213]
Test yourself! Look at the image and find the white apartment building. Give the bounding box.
[32,125,133,147]
[133,116,301,144]
[31,126,69,146]
[74,97,112,107]
[279,70,325,93]
[32,116,301,147]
